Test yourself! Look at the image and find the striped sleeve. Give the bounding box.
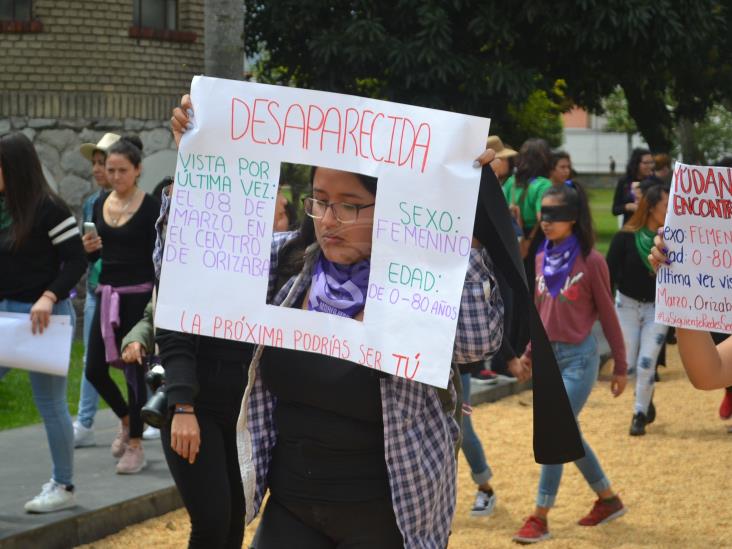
[48,215,80,245]
[42,197,86,299]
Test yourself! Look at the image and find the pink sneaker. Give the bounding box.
[513,516,550,544]
[116,445,147,474]
[111,423,130,458]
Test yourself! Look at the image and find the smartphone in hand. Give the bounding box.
[83,222,97,236]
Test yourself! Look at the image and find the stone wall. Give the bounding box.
[0,116,176,220]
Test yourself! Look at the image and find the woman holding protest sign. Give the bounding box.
[83,136,159,475]
[607,180,669,436]
[168,94,504,549]
[0,132,86,512]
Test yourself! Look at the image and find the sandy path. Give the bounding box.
[79,348,732,548]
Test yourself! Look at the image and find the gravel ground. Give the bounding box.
[79,346,732,548]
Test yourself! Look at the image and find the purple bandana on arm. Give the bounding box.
[308,255,371,318]
[542,234,580,298]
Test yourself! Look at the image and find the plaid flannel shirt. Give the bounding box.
[234,232,503,549]
[152,193,503,548]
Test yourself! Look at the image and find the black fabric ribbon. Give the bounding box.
[473,166,584,464]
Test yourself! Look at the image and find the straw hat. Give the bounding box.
[79,132,121,161]
[486,135,518,159]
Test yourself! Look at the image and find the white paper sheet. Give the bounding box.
[0,312,73,376]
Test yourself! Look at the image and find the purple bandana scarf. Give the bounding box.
[308,255,370,318]
[542,234,580,298]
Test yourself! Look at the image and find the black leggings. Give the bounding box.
[254,495,404,549]
[161,361,246,549]
[85,291,151,439]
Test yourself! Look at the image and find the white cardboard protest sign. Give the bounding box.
[655,162,732,334]
[0,313,73,376]
[155,76,491,388]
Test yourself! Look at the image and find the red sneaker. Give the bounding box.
[719,390,732,420]
[472,369,498,385]
[513,516,550,544]
[578,496,626,526]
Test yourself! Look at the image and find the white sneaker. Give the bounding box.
[24,480,77,513]
[73,421,95,448]
[142,425,161,440]
[471,489,497,517]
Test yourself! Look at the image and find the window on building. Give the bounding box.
[133,0,177,30]
[0,0,32,21]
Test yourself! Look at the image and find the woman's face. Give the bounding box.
[92,151,109,187]
[273,192,289,232]
[638,154,655,178]
[540,195,575,243]
[312,167,375,265]
[550,158,571,186]
[105,153,140,195]
[650,191,669,227]
[490,157,510,181]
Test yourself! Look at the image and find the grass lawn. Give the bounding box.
[0,341,126,431]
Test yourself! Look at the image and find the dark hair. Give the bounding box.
[276,166,377,288]
[716,156,732,168]
[541,181,595,257]
[107,135,143,167]
[625,148,651,180]
[0,132,62,248]
[624,182,670,233]
[515,138,551,202]
[550,150,571,171]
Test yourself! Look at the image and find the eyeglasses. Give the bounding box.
[303,197,375,224]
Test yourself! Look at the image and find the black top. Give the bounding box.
[606,230,657,302]
[612,176,635,224]
[156,328,255,406]
[261,345,390,503]
[0,194,86,302]
[90,193,158,286]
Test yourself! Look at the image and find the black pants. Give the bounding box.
[161,360,247,549]
[255,495,404,549]
[85,291,151,438]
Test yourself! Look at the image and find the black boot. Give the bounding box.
[630,413,647,436]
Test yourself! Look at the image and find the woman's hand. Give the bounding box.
[82,232,102,253]
[649,232,670,272]
[519,355,533,373]
[170,407,200,465]
[30,293,55,334]
[611,374,627,397]
[171,94,193,148]
[473,148,497,168]
[121,341,146,365]
[508,356,532,383]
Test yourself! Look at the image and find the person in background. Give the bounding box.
[502,138,553,293]
[513,182,628,544]
[653,153,672,184]
[606,181,669,436]
[609,155,616,174]
[73,132,120,448]
[0,132,86,512]
[487,135,518,185]
[612,148,654,225]
[274,189,291,232]
[549,151,572,187]
[83,136,159,475]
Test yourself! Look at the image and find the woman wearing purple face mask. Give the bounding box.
[513,182,629,544]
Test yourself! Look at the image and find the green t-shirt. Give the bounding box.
[502,175,552,232]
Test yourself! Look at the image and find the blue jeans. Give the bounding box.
[460,372,493,485]
[536,334,610,508]
[615,292,668,414]
[0,298,75,486]
[77,287,100,428]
